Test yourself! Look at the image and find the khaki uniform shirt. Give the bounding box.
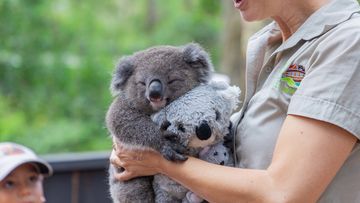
[231,0,360,202]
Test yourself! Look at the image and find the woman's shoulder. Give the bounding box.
[314,13,360,54]
[326,13,360,39]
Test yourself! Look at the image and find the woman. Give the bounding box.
[110,0,360,202]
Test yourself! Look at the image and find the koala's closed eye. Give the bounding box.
[168,78,184,85]
[136,81,146,86]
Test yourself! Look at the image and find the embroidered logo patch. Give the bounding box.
[279,64,305,95]
[0,144,25,157]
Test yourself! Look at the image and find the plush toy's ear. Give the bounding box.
[211,81,241,111]
[111,56,134,96]
[223,85,241,111]
[199,146,211,157]
[182,43,214,83]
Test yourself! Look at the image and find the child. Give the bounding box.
[0,142,53,203]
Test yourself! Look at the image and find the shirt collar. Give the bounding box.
[273,0,360,52]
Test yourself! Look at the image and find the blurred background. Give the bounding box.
[0,0,266,154]
[8,0,353,202]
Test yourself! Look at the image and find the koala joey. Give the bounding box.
[106,43,214,203]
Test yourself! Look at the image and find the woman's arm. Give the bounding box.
[111,115,356,203]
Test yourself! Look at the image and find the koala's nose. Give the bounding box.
[220,161,225,165]
[148,79,163,101]
[196,121,212,140]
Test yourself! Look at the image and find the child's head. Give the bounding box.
[0,142,53,203]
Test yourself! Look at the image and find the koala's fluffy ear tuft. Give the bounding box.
[111,56,134,96]
[182,43,214,83]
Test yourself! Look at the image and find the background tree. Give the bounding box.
[220,0,244,91]
[0,0,272,154]
[0,0,229,154]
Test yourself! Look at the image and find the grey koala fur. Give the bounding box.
[106,43,214,203]
[151,81,240,203]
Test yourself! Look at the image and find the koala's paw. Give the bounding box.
[160,133,188,162]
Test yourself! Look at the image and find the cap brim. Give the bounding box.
[0,157,53,181]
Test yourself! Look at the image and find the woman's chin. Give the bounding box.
[240,12,263,22]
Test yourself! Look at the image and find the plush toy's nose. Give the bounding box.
[148,79,163,101]
[196,121,212,140]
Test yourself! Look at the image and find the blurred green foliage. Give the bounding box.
[0,0,222,154]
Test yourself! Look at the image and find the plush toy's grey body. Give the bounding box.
[106,43,213,203]
[151,81,240,203]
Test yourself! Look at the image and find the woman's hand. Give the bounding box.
[109,141,165,181]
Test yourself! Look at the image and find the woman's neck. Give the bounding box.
[271,0,330,41]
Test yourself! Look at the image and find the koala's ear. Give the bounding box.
[182,43,214,83]
[111,56,134,96]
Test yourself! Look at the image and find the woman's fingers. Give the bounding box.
[110,147,143,168]
[109,149,122,166]
[114,169,136,181]
[110,140,165,180]
[110,148,134,181]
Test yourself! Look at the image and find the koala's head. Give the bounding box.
[152,81,241,151]
[110,43,213,113]
[199,142,232,166]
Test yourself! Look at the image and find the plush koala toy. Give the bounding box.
[151,81,240,203]
[106,43,214,203]
[183,141,234,203]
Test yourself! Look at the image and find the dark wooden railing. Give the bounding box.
[42,151,112,203]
